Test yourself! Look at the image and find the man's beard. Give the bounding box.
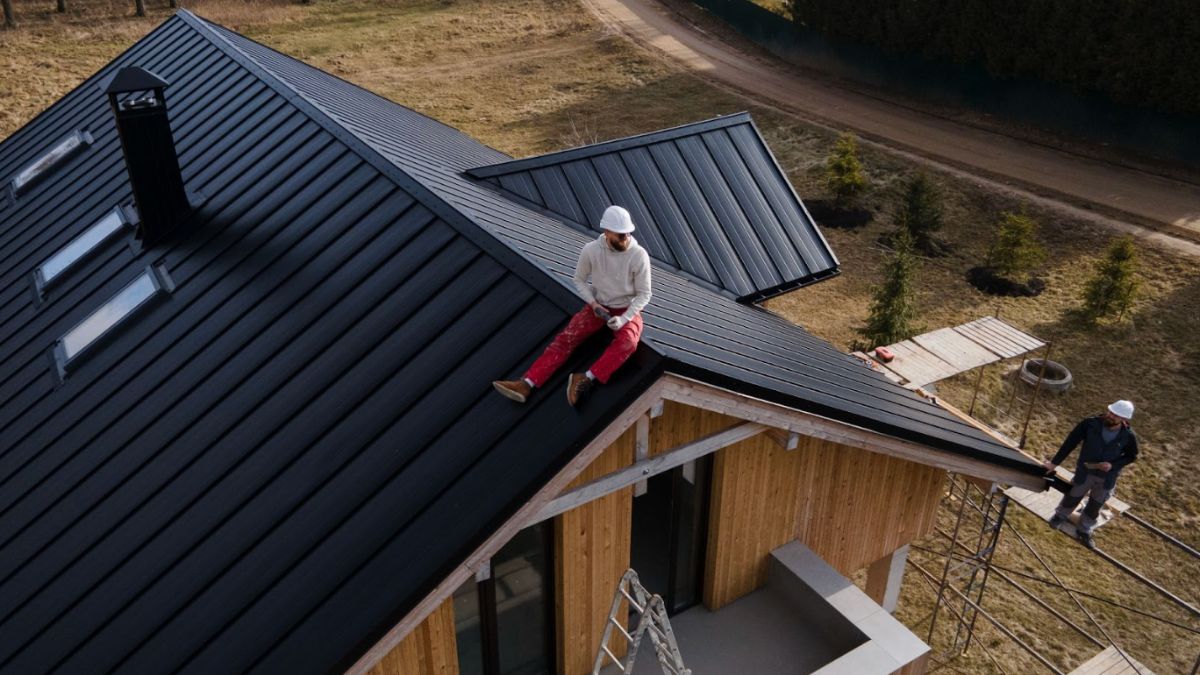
[610,238,630,251]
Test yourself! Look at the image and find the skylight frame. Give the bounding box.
[35,206,130,293]
[52,265,173,378]
[9,130,95,197]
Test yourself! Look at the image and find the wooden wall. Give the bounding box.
[554,425,635,675]
[703,431,807,609]
[368,597,458,675]
[368,399,948,674]
[704,430,947,608]
[793,436,945,577]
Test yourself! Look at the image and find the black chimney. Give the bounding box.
[105,67,192,245]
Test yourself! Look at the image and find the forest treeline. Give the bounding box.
[786,0,1200,116]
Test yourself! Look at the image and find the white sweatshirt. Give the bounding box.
[573,235,652,317]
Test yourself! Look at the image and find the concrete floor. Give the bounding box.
[600,587,855,674]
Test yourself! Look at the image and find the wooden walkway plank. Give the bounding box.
[912,327,998,371]
[956,319,1029,359]
[882,340,960,387]
[1069,646,1154,675]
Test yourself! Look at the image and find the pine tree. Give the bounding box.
[1081,236,1138,320]
[824,132,866,210]
[860,230,918,348]
[897,173,943,253]
[987,211,1045,279]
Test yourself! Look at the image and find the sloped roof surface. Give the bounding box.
[207,18,1038,470]
[0,12,1043,675]
[466,114,840,301]
[0,14,660,675]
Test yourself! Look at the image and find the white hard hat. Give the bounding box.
[599,205,635,234]
[1107,400,1134,420]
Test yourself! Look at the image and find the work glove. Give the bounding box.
[607,315,630,331]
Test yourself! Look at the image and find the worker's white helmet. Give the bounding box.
[1107,400,1135,420]
[600,205,635,234]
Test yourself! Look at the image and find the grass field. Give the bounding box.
[2,0,1197,671]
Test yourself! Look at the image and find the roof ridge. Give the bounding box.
[175,10,608,319]
[468,176,741,301]
[466,112,753,179]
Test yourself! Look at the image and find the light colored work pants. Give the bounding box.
[1053,473,1113,535]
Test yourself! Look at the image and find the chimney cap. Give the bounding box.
[104,67,170,95]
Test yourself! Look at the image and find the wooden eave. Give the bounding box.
[349,372,1044,674]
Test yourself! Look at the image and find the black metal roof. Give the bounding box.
[467,113,840,302]
[0,14,661,675]
[0,12,1041,675]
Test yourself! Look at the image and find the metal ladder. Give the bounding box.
[591,569,690,675]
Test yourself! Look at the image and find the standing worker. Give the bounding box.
[1043,400,1139,549]
[493,205,652,407]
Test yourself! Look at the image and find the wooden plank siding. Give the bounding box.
[555,425,636,675]
[367,597,458,675]
[704,432,807,609]
[704,430,946,608]
[794,438,946,577]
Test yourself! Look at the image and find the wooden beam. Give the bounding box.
[649,400,664,418]
[532,422,768,524]
[634,414,650,496]
[659,375,1045,490]
[346,378,667,675]
[766,428,799,451]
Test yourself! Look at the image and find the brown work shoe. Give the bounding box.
[493,379,532,403]
[566,373,593,407]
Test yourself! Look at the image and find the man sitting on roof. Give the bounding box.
[493,205,652,407]
[1043,400,1139,549]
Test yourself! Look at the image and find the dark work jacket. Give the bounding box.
[1051,416,1139,489]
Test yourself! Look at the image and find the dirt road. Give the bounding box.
[580,0,1200,255]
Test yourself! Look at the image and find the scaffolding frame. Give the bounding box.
[912,474,1200,674]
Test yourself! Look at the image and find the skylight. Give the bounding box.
[54,266,170,374]
[37,207,129,290]
[10,130,93,196]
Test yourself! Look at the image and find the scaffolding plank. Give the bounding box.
[912,327,999,372]
[1069,646,1154,675]
[1005,469,1130,536]
[880,340,959,387]
[954,319,1029,359]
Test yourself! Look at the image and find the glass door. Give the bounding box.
[630,456,712,614]
[453,522,555,675]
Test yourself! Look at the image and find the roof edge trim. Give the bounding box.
[662,363,1044,476]
[737,267,842,304]
[465,112,755,179]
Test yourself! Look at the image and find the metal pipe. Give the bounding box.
[968,361,987,417]
[1124,512,1200,560]
[961,494,1008,651]
[928,475,971,645]
[911,559,1062,674]
[1091,545,1200,618]
[908,556,1011,675]
[1019,341,1053,448]
[990,567,1104,648]
[916,543,1200,637]
[1003,519,1146,675]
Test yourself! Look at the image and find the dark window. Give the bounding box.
[453,522,555,675]
[631,457,712,614]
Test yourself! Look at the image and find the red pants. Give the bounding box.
[525,305,643,386]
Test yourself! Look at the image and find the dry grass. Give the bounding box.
[2,0,1197,671]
